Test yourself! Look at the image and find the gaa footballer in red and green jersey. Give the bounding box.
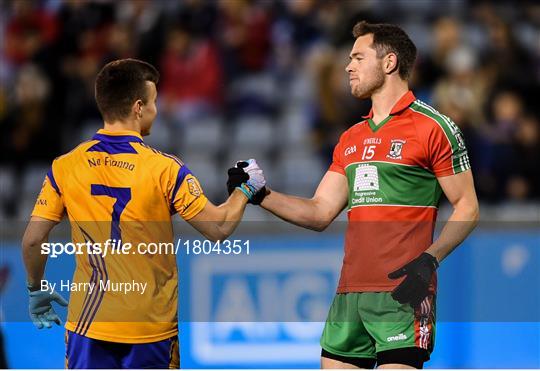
[227,21,479,368]
[329,90,470,293]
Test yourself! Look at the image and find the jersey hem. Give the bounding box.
[337,285,396,293]
[337,285,438,293]
[30,212,62,222]
[65,323,178,344]
[434,165,470,178]
[182,196,208,220]
[328,167,345,176]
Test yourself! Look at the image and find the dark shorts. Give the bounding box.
[65,330,180,369]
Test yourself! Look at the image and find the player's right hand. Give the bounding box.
[226,159,267,203]
[28,287,68,329]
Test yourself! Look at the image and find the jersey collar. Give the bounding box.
[362,90,416,119]
[93,129,144,143]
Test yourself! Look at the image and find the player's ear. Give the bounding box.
[384,52,399,75]
[133,99,144,118]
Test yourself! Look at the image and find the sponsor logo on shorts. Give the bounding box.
[387,333,407,342]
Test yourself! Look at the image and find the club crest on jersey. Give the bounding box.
[387,139,406,160]
[187,178,202,197]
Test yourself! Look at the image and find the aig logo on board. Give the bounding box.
[189,250,341,366]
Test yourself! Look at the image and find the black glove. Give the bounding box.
[388,252,438,308]
[226,161,267,205]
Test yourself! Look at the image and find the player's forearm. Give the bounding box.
[22,218,58,289]
[260,189,331,231]
[426,202,479,263]
[212,189,249,240]
[22,234,48,289]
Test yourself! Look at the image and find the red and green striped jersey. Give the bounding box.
[329,91,470,292]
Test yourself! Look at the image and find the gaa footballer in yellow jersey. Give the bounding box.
[22,59,266,369]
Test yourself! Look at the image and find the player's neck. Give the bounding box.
[370,80,409,125]
[103,120,142,135]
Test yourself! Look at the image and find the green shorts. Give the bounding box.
[320,292,435,359]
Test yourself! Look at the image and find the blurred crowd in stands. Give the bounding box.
[1,0,539,219]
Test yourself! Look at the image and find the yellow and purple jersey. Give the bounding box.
[32,129,207,343]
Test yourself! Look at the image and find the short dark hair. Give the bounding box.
[352,21,417,80]
[95,58,159,121]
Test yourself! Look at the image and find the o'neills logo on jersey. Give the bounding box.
[344,145,357,156]
[387,139,406,160]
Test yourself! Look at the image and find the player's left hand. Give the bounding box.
[388,252,438,308]
[28,287,69,329]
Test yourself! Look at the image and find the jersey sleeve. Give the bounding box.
[167,164,208,220]
[328,132,346,175]
[428,116,471,177]
[31,166,65,222]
